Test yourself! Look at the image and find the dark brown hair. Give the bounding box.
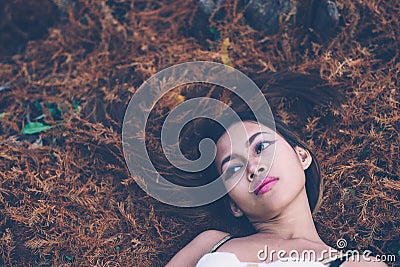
[150,71,340,232]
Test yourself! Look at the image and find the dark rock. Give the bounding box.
[0,0,61,58]
[198,0,224,15]
[191,0,226,43]
[244,0,293,34]
[310,0,341,39]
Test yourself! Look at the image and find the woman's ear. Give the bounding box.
[229,199,244,218]
[294,146,312,170]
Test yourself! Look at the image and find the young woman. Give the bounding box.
[165,112,388,266]
[159,72,388,266]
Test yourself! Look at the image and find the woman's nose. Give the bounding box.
[247,164,266,182]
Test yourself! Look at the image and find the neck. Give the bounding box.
[250,190,324,244]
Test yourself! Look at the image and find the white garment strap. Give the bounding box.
[209,234,234,253]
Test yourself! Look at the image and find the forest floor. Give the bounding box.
[0,0,399,266]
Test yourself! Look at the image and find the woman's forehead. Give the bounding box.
[215,121,275,153]
[219,121,274,142]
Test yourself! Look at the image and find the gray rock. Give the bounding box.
[244,0,293,34]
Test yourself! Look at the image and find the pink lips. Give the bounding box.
[254,176,279,195]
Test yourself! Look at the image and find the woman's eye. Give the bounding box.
[224,166,242,180]
[255,140,275,155]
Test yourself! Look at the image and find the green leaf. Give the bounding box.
[81,15,88,25]
[32,114,46,120]
[73,102,80,110]
[0,112,5,119]
[23,122,54,135]
[34,100,42,112]
[221,38,232,67]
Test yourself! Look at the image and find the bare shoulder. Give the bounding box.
[341,255,388,267]
[166,230,230,267]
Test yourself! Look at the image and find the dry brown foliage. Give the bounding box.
[0,0,399,266]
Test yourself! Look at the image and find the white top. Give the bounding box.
[196,252,326,267]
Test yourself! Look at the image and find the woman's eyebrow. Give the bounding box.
[220,155,234,172]
[246,131,271,146]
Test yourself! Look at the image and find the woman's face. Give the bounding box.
[215,121,312,221]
